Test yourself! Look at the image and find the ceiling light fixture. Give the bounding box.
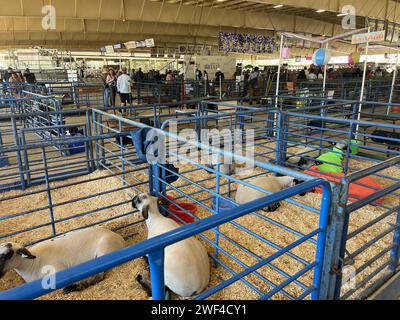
[316,9,326,13]
[273,4,283,8]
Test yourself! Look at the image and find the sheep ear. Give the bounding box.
[16,247,36,259]
[141,205,149,220]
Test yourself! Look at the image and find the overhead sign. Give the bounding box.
[105,45,115,54]
[145,38,155,47]
[351,30,386,44]
[125,38,155,50]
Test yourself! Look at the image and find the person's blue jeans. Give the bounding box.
[104,87,110,108]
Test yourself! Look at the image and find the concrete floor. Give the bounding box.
[369,272,400,300]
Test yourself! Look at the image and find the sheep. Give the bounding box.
[306,115,352,133]
[132,193,210,298]
[306,120,325,133]
[235,175,306,212]
[67,126,84,136]
[284,141,338,167]
[115,133,133,147]
[204,162,252,176]
[201,140,253,176]
[370,130,400,151]
[0,226,125,293]
[285,146,321,167]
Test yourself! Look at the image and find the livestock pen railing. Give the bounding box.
[0,110,333,300]
[104,98,206,128]
[0,114,152,244]
[0,107,93,192]
[267,95,400,123]
[94,111,340,297]
[0,101,399,300]
[156,105,400,299]
[272,111,400,299]
[0,95,223,193]
[2,82,106,109]
[0,178,331,300]
[133,79,251,102]
[0,134,142,248]
[331,156,400,300]
[289,79,400,102]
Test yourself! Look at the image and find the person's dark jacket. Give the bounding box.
[3,72,11,83]
[135,71,144,82]
[24,72,37,84]
[297,70,307,80]
[215,71,225,82]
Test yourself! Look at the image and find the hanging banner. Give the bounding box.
[218,32,276,54]
[351,30,386,44]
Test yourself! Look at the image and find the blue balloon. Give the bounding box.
[313,49,331,66]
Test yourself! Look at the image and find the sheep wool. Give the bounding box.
[235,176,295,205]
[0,227,125,291]
[132,193,210,298]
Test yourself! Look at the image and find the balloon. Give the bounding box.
[348,52,360,65]
[312,48,331,66]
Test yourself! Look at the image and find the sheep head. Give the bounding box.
[132,193,160,220]
[0,243,36,278]
[292,179,307,197]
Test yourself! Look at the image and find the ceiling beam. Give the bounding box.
[19,0,24,16]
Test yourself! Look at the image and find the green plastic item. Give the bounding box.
[349,139,360,155]
[316,149,344,173]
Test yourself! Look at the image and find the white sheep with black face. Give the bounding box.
[285,146,321,167]
[235,175,307,212]
[285,142,345,167]
[0,227,125,293]
[132,193,210,299]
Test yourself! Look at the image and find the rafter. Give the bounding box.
[0,0,384,50]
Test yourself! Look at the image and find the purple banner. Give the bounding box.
[219,32,277,54]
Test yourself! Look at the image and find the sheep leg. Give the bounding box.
[136,269,172,299]
[267,202,281,212]
[63,273,105,294]
[136,256,152,297]
[136,271,153,297]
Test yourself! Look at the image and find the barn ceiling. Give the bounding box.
[0,0,395,50]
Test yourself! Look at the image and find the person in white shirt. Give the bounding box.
[307,71,317,80]
[117,68,132,107]
[304,68,310,79]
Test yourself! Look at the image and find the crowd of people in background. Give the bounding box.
[0,67,37,84]
[101,66,228,106]
[99,62,398,107]
[1,62,395,108]
[291,65,390,82]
